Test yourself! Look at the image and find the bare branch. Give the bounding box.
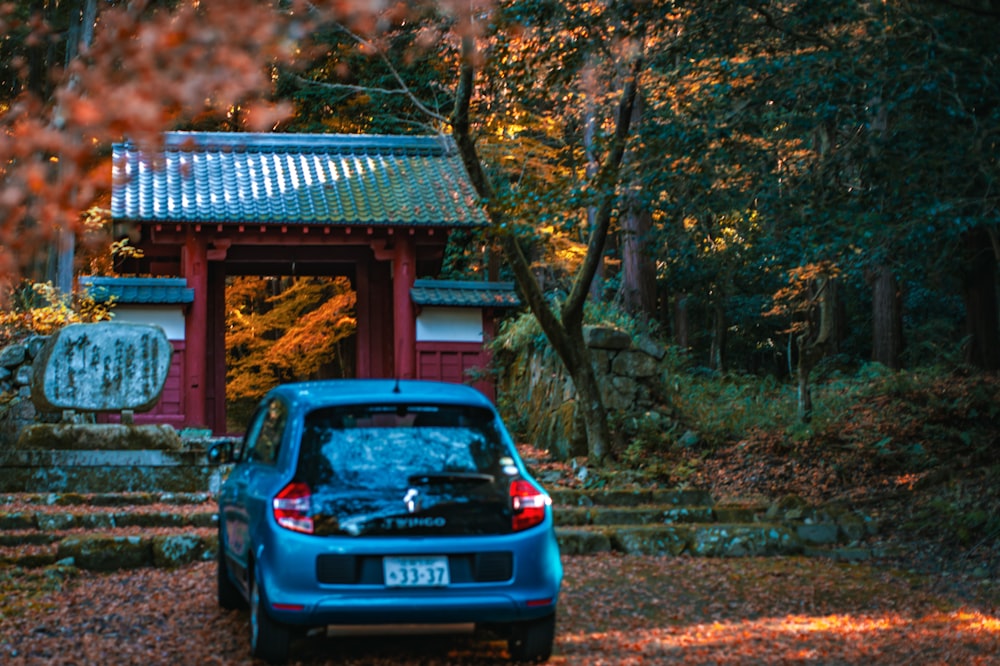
[306,21,451,125]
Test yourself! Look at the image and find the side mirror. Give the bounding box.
[208,438,241,464]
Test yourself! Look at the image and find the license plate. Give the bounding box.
[383,556,450,587]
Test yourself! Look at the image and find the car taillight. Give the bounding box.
[510,479,550,532]
[273,482,313,534]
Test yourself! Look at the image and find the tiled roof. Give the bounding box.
[111,132,489,228]
[410,279,521,308]
[79,276,194,305]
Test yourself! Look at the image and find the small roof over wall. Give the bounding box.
[410,279,521,308]
[79,276,194,305]
[111,132,490,228]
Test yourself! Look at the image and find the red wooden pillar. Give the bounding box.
[355,257,371,379]
[182,231,208,428]
[393,235,416,379]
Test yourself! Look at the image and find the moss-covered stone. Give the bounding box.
[0,511,35,530]
[612,526,691,556]
[15,424,183,451]
[0,465,218,494]
[651,489,715,506]
[56,535,152,571]
[551,489,653,507]
[11,552,58,569]
[713,505,761,523]
[690,524,801,557]
[0,532,57,547]
[88,493,159,507]
[151,535,213,567]
[592,508,658,526]
[113,511,187,529]
[553,507,595,526]
[556,528,613,554]
[837,513,869,542]
[189,512,218,528]
[796,523,840,545]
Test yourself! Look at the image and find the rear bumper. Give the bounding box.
[257,523,562,628]
[272,591,554,626]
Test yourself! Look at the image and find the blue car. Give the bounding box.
[216,379,563,664]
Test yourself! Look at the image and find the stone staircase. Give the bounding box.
[0,442,226,570]
[0,468,880,571]
[0,491,217,570]
[549,488,877,560]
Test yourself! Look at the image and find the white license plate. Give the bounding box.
[383,556,450,587]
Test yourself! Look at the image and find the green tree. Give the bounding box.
[638,0,999,374]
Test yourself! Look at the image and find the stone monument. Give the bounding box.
[0,321,204,492]
[31,321,173,420]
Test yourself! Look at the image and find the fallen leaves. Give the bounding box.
[0,554,996,665]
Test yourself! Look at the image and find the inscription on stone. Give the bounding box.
[31,322,172,413]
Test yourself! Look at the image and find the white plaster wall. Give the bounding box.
[416,307,483,342]
[110,306,186,340]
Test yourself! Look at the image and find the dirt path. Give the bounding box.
[1,555,997,665]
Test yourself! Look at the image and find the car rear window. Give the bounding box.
[297,405,507,491]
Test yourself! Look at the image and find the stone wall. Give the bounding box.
[0,336,49,448]
[498,325,671,460]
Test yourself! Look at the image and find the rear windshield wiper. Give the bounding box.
[408,472,495,485]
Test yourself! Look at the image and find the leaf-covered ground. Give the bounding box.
[2,371,997,663]
[0,555,997,665]
[532,371,1000,585]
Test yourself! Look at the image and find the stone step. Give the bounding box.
[0,521,873,572]
[549,488,715,508]
[554,505,716,527]
[0,526,217,570]
[556,523,803,557]
[0,450,228,494]
[0,491,213,507]
[0,489,220,570]
[0,507,217,532]
[0,489,877,571]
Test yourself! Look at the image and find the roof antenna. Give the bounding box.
[393,376,401,394]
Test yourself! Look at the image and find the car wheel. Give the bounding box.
[250,573,292,665]
[507,612,555,663]
[216,529,246,610]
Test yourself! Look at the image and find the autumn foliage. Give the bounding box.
[0,280,113,347]
[225,276,355,427]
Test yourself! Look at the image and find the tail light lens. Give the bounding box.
[273,482,313,534]
[510,479,550,532]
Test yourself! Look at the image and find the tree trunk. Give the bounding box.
[53,0,99,296]
[583,65,604,303]
[960,226,1000,371]
[709,301,726,372]
[869,264,903,369]
[617,93,655,320]
[619,208,656,319]
[450,35,643,463]
[672,293,691,351]
[796,344,814,422]
[796,274,836,423]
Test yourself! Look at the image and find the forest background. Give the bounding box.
[0,0,999,567]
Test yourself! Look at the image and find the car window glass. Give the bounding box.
[298,405,505,491]
[247,399,287,465]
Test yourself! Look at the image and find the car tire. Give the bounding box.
[507,612,556,663]
[217,529,247,611]
[250,573,292,665]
